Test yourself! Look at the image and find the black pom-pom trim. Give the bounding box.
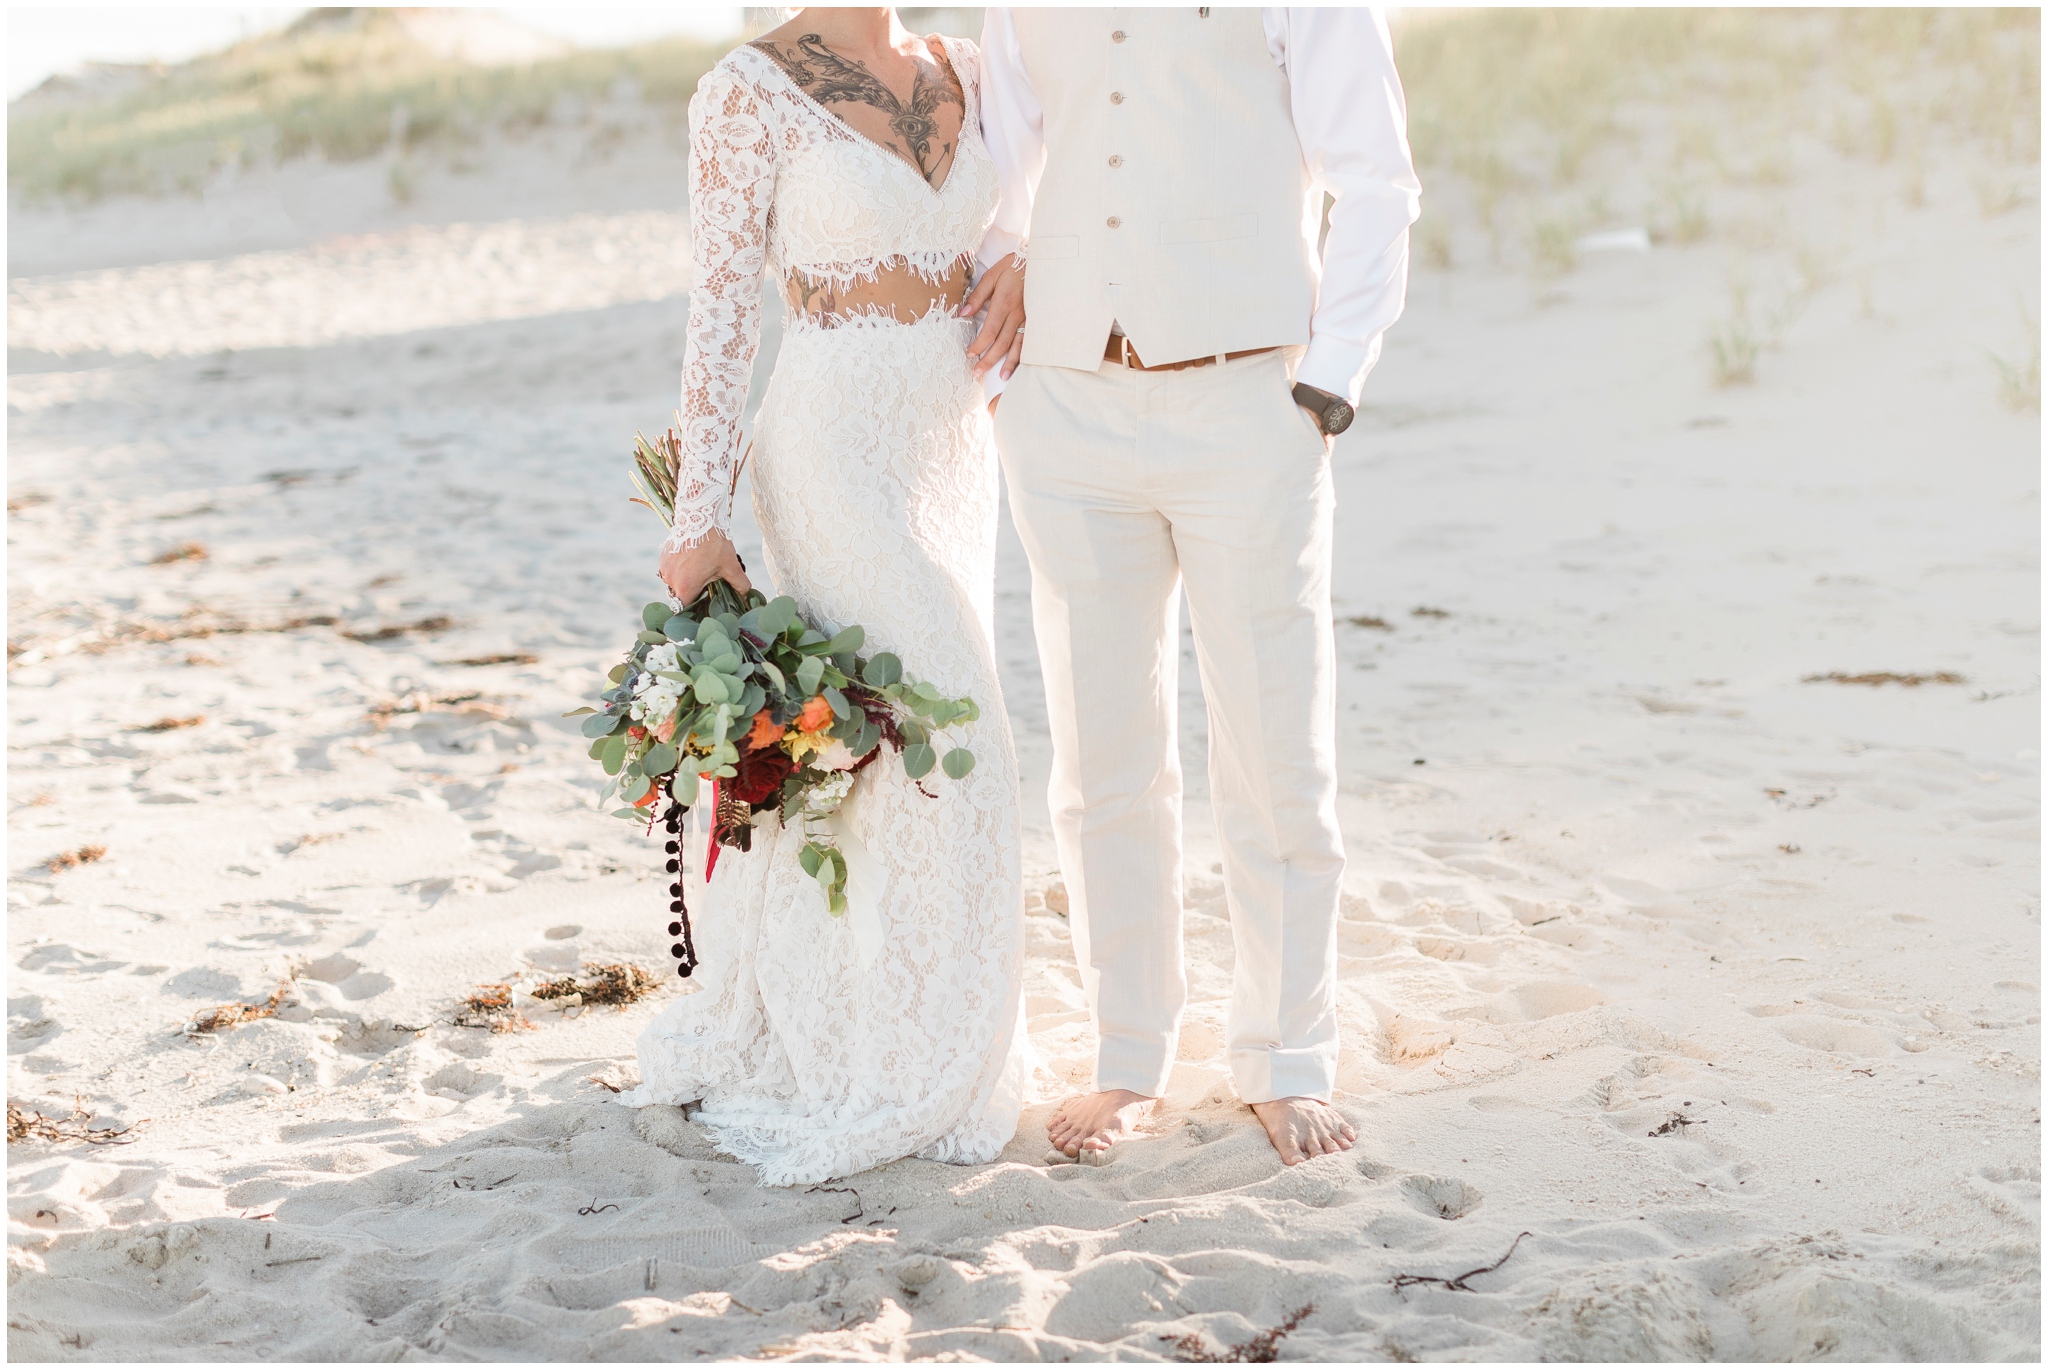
[671,943,685,958]
[668,921,682,936]
[677,965,692,978]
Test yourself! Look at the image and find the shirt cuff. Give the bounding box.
[981,364,1010,405]
[1295,335,1383,406]
[977,230,1025,277]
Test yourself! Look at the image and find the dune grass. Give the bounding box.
[17,8,2033,211]
[8,9,727,202]
[1395,8,2039,266]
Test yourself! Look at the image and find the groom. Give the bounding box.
[975,8,1420,1165]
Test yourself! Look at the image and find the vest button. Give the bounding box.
[1110,91,1125,105]
[1111,30,1127,42]
[1106,216,1122,229]
[1108,155,1124,168]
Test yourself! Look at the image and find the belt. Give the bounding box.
[1103,335,1278,372]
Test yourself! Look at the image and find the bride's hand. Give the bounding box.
[961,254,1026,381]
[658,530,753,605]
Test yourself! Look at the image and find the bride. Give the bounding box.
[620,7,1030,1186]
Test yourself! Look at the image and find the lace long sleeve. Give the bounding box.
[668,64,778,551]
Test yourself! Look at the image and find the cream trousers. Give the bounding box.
[995,350,1345,1104]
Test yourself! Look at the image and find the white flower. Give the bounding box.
[804,770,856,815]
[631,680,682,723]
[643,644,681,675]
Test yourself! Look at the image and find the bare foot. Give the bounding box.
[1048,1089,1156,1158]
[1250,1096,1356,1165]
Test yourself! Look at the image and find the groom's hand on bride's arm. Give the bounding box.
[658,531,752,605]
[961,254,1026,382]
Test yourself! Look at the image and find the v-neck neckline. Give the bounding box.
[745,35,973,199]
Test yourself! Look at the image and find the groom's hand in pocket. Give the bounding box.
[962,254,1026,381]
[659,531,752,605]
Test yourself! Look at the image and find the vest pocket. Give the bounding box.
[1031,236,1079,260]
[1159,212,1258,245]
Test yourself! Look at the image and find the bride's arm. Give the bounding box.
[659,63,777,603]
[961,19,1037,401]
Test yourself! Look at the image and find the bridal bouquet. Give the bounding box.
[568,428,978,972]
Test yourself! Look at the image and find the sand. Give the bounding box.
[7,62,2040,1365]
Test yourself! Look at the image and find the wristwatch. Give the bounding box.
[1291,382,1355,436]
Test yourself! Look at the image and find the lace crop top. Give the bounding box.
[667,36,1001,550]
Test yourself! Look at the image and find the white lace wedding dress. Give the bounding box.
[621,36,1028,1187]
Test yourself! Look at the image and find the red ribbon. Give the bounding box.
[703,777,721,883]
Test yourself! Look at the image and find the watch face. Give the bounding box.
[1324,401,1355,435]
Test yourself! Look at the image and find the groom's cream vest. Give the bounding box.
[1011,8,1319,370]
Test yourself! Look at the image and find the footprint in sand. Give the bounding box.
[8,996,61,1054]
[17,943,124,976]
[522,925,582,972]
[1401,1173,1484,1219]
[1964,1163,2041,1225]
[422,1060,499,1101]
[1770,1015,1896,1057]
[299,953,394,1001]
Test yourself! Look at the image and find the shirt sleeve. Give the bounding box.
[668,62,776,552]
[975,7,1045,274]
[1269,7,1422,404]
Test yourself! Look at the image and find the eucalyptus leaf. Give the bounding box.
[586,737,609,760]
[759,658,786,693]
[622,774,652,803]
[642,742,678,775]
[796,654,825,696]
[693,674,730,706]
[861,652,902,687]
[642,602,671,631]
[664,615,696,642]
[582,712,624,739]
[902,742,937,779]
[898,720,928,747]
[821,685,849,718]
[672,769,700,806]
[562,706,596,717]
[637,629,667,645]
[825,624,865,655]
[942,747,976,780]
[959,698,980,723]
[600,733,627,775]
[799,843,824,879]
[606,663,630,684]
[763,596,799,636]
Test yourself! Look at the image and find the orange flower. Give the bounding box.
[796,695,834,733]
[633,784,660,808]
[651,718,677,743]
[746,709,785,750]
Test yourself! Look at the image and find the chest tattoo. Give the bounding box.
[753,34,964,187]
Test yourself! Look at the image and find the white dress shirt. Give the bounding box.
[977,6,1422,404]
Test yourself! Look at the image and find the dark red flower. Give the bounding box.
[729,738,795,807]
